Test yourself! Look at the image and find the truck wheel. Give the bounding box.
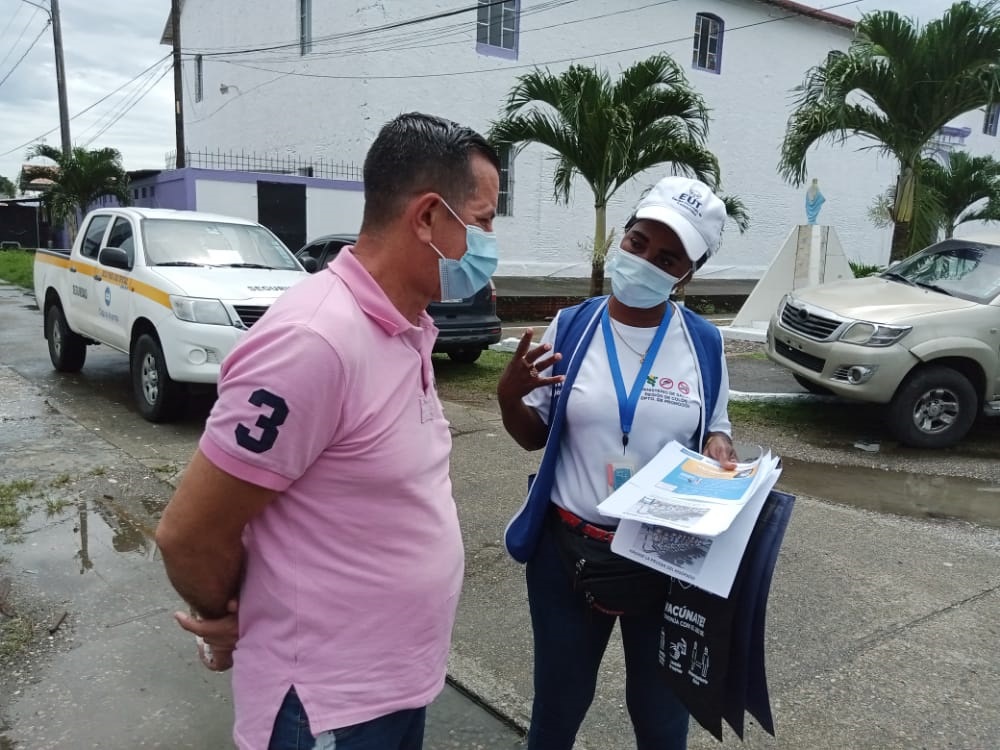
[131,333,184,423]
[45,304,86,373]
[887,365,978,449]
[447,348,482,364]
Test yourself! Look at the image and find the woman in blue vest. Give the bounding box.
[497,176,739,750]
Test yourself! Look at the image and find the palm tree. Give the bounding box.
[923,151,1000,238]
[21,144,130,242]
[778,1,1000,262]
[489,54,727,296]
[868,151,1000,252]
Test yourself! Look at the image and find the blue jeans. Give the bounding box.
[268,688,426,750]
[525,521,689,750]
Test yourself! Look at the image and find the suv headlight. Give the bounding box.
[170,296,232,326]
[839,321,911,347]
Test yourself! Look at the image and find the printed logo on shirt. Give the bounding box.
[640,372,696,408]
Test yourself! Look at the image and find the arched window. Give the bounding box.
[693,13,724,73]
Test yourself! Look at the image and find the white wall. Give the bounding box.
[194,179,258,222]
[306,188,364,239]
[179,0,995,278]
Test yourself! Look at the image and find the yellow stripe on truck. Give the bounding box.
[128,279,171,308]
[37,251,171,309]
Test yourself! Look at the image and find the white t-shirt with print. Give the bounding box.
[524,307,731,525]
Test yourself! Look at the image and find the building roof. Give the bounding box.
[19,163,57,192]
[756,0,855,29]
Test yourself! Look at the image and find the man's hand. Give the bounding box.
[175,598,239,672]
[156,450,276,623]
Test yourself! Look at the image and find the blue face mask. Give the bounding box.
[429,199,499,302]
[606,249,682,309]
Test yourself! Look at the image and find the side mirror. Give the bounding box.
[299,256,318,273]
[99,246,131,271]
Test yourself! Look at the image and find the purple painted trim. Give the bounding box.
[476,42,518,60]
[189,168,364,192]
[183,169,196,209]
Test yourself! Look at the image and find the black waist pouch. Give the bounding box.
[550,515,669,616]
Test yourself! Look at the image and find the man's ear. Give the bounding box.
[409,193,441,245]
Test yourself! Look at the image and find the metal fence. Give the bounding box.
[165,149,363,181]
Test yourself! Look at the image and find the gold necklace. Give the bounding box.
[610,317,653,364]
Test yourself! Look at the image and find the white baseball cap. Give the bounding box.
[631,176,727,265]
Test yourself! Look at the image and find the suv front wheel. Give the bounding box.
[887,365,978,449]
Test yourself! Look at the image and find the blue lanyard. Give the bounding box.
[601,305,672,451]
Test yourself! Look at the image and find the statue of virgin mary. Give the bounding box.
[805,178,825,224]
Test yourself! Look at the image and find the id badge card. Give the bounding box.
[605,458,636,496]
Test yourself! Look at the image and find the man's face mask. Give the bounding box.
[429,199,499,302]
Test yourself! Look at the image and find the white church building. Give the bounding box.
[162,0,1000,280]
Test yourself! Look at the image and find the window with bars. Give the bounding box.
[477,0,518,58]
[984,103,1000,136]
[300,0,313,55]
[497,146,514,216]
[692,13,723,73]
[194,55,203,102]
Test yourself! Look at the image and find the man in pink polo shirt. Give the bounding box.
[155,112,500,750]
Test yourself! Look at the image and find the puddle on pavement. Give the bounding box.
[778,457,1000,529]
[7,469,168,587]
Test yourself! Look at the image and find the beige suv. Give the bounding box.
[766,234,1000,448]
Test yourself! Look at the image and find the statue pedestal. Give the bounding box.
[721,225,853,342]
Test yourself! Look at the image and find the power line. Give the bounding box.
[184,0,573,57]
[214,0,674,67]
[0,5,41,78]
[76,59,169,142]
[0,16,49,89]
[215,0,864,82]
[187,71,292,125]
[0,54,172,158]
[0,2,25,47]
[82,63,173,147]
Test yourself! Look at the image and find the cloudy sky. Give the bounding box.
[0,0,960,187]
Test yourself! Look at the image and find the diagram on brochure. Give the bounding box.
[597,441,783,597]
[597,441,781,538]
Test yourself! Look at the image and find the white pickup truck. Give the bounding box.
[34,207,308,422]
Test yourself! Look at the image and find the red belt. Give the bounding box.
[554,506,616,543]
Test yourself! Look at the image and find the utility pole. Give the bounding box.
[20,0,70,157]
[49,0,70,157]
[171,0,185,168]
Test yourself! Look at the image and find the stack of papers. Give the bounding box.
[597,442,782,597]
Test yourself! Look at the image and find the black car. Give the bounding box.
[296,234,502,363]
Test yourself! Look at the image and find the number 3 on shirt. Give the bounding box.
[235,389,289,453]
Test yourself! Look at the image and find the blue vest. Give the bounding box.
[503,296,724,563]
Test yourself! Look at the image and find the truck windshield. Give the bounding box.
[141,219,299,270]
[881,241,1000,305]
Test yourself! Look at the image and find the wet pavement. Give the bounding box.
[0,284,524,749]
[3,282,1000,749]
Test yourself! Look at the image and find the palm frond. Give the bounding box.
[780,2,1000,189]
[720,195,751,234]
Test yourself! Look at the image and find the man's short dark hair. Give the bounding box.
[361,112,500,231]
